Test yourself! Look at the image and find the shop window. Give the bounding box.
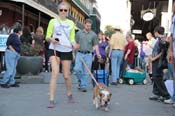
[0,24,9,34]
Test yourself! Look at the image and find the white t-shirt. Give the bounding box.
[143,38,157,56]
[46,18,75,52]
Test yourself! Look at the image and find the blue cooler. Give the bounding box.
[93,69,109,87]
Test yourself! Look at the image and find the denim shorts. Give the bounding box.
[48,49,73,60]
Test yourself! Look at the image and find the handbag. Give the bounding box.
[98,57,105,64]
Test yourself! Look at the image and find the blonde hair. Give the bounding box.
[58,1,70,10]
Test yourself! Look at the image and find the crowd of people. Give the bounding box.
[0,1,174,109]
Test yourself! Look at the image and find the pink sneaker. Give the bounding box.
[47,101,55,109]
[68,95,76,103]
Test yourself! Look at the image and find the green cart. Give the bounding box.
[119,70,147,85]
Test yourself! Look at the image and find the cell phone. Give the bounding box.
[55,38,59,42]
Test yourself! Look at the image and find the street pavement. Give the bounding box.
[0,72,175,116]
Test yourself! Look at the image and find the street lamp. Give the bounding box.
[141,9,156,21]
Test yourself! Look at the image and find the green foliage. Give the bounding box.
[21,43,44,56]
[104,25,115,37]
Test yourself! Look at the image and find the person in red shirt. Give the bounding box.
[124,33,135,69]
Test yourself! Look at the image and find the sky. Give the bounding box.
[96,0,130,32]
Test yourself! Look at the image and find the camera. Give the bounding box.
[55,38,59,42]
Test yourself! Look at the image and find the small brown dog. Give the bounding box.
[93,83,112,111]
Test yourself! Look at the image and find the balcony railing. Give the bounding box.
[72,0,89,15]
[32,0,58,14]
[90,8,101,17]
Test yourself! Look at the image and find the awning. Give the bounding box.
[10,0,58,18]
[10,0,80,30]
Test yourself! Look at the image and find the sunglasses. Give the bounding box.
[59,9,68,12]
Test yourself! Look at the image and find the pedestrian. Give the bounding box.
[124,33,136,69]
[32,26,45,56]
[108,26,126,85]
[74,18,101,92]
[32,26,44,46]
[20,26,33,44]
[145,32,157,79]
[149,26,171,101]
[93,31,108,70]
[45,1,79,108]
[164,2,175,107]
[0,25,22,88]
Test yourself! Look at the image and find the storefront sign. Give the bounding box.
[132,29,142,34]
[141,9,156,22]
[142,12,154,21]
[0,34,8,51]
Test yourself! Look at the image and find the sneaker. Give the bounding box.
[0,84,10,88]
[157,96,166,102]
[110,82,117,85]
[164,99,174,104]
[47,101,55,109]
[68,95,75,103]
[77,83,81,90]
[79,88,87,92]
[10,83,20,87]
[77,80,81,90]
[149,95,160,100]
[173,103,175,108]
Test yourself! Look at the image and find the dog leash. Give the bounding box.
[81,58,103,90]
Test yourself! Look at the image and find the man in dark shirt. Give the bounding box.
[0,26,22,88]
[149,26,170,101]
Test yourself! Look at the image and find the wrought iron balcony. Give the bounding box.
[72,0,89,15]
[32,0,58,14]
[89,7,101,20]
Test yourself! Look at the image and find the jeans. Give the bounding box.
[168,63,174,79]
[1,49,20,85]
[139,57,146,71]
[172,80,175,102]
[74,52,92,89]
[172,61,175,102]
[111,50,123,82]
[152,76,170,99]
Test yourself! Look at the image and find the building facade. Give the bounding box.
[0,0,101,72]
[0,0,101,34]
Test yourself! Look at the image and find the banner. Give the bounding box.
[0,34,8,52]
